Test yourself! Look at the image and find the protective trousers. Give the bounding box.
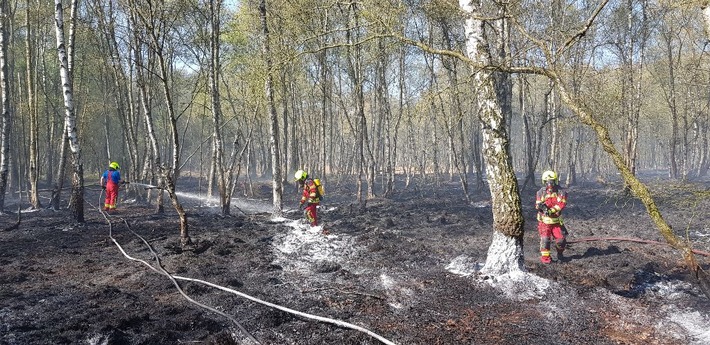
[304,203,318,226]
[104,181,118,210]
[538,222,566,263]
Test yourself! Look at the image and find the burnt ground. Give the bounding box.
[1,174,710,345]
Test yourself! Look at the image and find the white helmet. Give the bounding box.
[294,170,307,181]
[541,170,558,185]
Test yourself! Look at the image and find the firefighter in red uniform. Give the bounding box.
[101,161,123,211]
[295,170,320,227]
[535,170,568,264]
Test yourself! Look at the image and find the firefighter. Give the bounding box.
[295,169,320,227]
[535,170,568,264]
[101,161,124,211]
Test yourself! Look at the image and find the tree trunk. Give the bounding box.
[259,0,283,217]
[702,3,710,39]
[520,76,539,191]
[209,0,230,216]
[153,23,190,245]
[661,29,680,179]
[460,0,524,276]
[131,3,191,244]
[25,3,40,209]
[440,22,470,202]
[54,0,84,222]
[133,13,163,214]
[546,83,560,172]
[95,0,140,185]
[0,0,11,212]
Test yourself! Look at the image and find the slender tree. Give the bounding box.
[0,0,11,212]
[260,0,283,216]
[208,0,232,215]
[460,0,524,275]
[131,0,191,245]
[25,1,40,209]
[54,0,84,222]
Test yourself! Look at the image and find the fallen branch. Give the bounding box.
[568,236,710,257]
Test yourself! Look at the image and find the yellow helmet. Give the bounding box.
[109,162,120,170]
[541,170,558,184]
[294,169,307,181]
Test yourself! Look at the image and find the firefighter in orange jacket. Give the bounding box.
[535,170,568,264]
[295,170,320,226]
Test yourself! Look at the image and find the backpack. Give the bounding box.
[313,178,325,199]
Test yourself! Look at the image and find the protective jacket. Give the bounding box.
[535,184,568,263]
[536,186,567,224]
[300,178,321,205]
[300,178,320,226]
[101,168,122,210]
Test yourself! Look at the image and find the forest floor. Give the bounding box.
[1,173,710,345]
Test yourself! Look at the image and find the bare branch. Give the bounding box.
[556,0,611,56]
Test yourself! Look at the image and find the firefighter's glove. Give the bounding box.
[546,208,557,216]
[537,203,548,213]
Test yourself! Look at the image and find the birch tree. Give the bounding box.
[208,0,233,216]
[0,0,11,212]
[54,0,84,222]
[460,0,524,275]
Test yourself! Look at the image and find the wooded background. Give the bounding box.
[0,0,708,226]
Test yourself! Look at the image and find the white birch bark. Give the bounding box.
[459,0,524,276]
[54,0,84,222]
[0,0,11,211]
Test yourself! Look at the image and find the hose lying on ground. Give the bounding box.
[97,205,398,345]
[105,215,260,344]
[567,236,710,257]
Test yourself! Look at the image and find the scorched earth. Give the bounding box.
[1,175,710,344]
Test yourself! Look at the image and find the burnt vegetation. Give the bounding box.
[1,174,709,344]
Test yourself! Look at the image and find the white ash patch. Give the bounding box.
[446,255,482,276]
[642,279,696,300]
[271,219,356,275]
[380,273,415,310]
[660,309,710,345]
[484,270,551,301]
[479,231,524,276]
[446,254,550,301]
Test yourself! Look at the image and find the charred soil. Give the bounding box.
[1,175,710,345]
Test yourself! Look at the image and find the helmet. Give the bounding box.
[109,162,120,170]
[541,170,558,184]
[294,169,307,181]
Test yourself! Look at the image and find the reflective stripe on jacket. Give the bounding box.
[536,186,567,225]
[301,178,320,204]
